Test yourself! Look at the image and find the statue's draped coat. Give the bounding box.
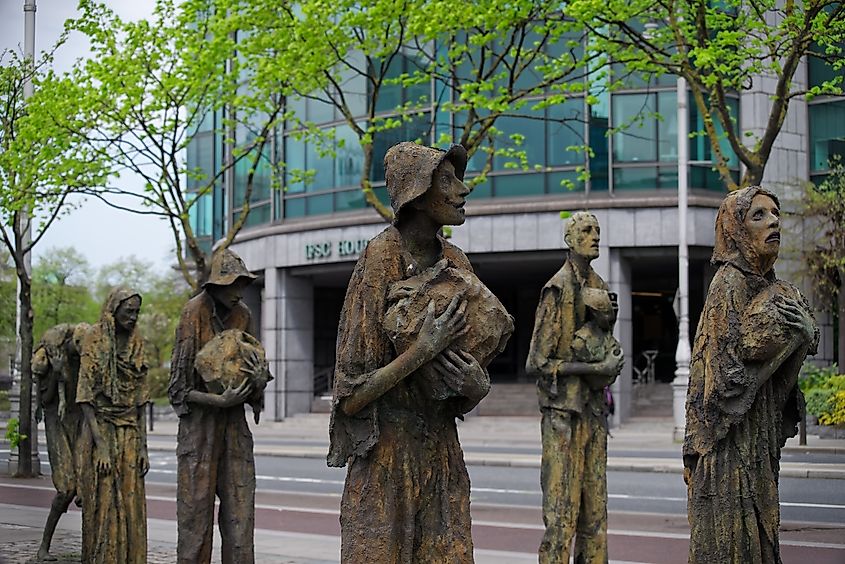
[683,187,817,564]
[329,226,476,564]
[77,287,148,564]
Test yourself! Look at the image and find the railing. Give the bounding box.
[632,349,659,385]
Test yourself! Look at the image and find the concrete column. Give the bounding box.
[280,270,314,417]
[608,249,633,427]
[261,267,282,421]
[261,268,314,420]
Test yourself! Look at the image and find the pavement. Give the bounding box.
[1,414,843,563]
[133,412,845,479]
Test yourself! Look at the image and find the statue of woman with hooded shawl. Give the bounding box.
[683,186,818,564]
[77,286,149,563]
[328,142,512,563]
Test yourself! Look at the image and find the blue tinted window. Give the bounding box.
[285,197,305,218]
[809,101,845,172]
[494,173,544,197]
[335,190,367,212]
[613,94,657,162]
[548,99,586,166]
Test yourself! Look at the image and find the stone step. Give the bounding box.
[311,395,332,413]
[477,383,537,416]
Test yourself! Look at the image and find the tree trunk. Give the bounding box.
[740,164,765,189]
[16,267,35,478]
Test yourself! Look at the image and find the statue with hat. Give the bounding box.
[168,247,268,564]
[328,141,513,563]
[31,322,89,561]
[526,211,624,564]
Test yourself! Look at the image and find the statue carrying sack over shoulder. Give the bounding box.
[32,322,89,561]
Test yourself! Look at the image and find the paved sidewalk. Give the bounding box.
[0,502,542,564]
[141,413,845,478]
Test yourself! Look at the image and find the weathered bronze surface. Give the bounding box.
[77,287,149,563]
[168,248,263,564]
[684,187,818,564]
[329,142,513,563]
[31,322,89,561]
[526,211,624,564]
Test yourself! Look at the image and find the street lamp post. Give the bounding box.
[672,75,692,442]
[9,0,40,476]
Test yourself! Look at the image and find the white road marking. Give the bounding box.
[14,465,845,512]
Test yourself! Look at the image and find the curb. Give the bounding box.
[145,443,845,479]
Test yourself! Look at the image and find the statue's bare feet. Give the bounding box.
[36,546,58,561]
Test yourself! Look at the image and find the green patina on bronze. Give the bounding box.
[329,142,513,563]
[77,287,149,564]
[32,322,89,561]
[684,186,818,563]
[527,211,623,564]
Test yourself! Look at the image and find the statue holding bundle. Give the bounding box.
[168,248,270,564]
[328,142,513,563]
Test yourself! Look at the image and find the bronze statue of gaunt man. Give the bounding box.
[169,248,266,564]
[32,322,89,561]
[527,211,623,564]
[329,142,512,563]
[684,186,817,563]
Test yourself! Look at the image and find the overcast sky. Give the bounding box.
[0,1,175,273]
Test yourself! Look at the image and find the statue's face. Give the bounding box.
[566,216,600,260]
[209,278,250,309]
[414,159,470,227]
[114,296,141,332]
[743,193,780,268]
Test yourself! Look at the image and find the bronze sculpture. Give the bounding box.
[526,211,624,564]
[168,248,266,564]
[328,142,513,563]
[31,322,89,561]
[684,186,818,563]
[77,287,149,564]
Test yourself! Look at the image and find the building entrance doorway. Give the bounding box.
[626,249,711,417]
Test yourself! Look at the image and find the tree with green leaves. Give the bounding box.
[70,0,295,291]
[274,0,592,222]
[565,0,845,189]
[0,251,16,376]
[800,162,845,365]
[273,0,430,221]
[414,1,593,186]
[0,45,110,477]
[31,247,98,342]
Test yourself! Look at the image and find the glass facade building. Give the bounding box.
[188,35,842,422]
[186,40,749,240]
